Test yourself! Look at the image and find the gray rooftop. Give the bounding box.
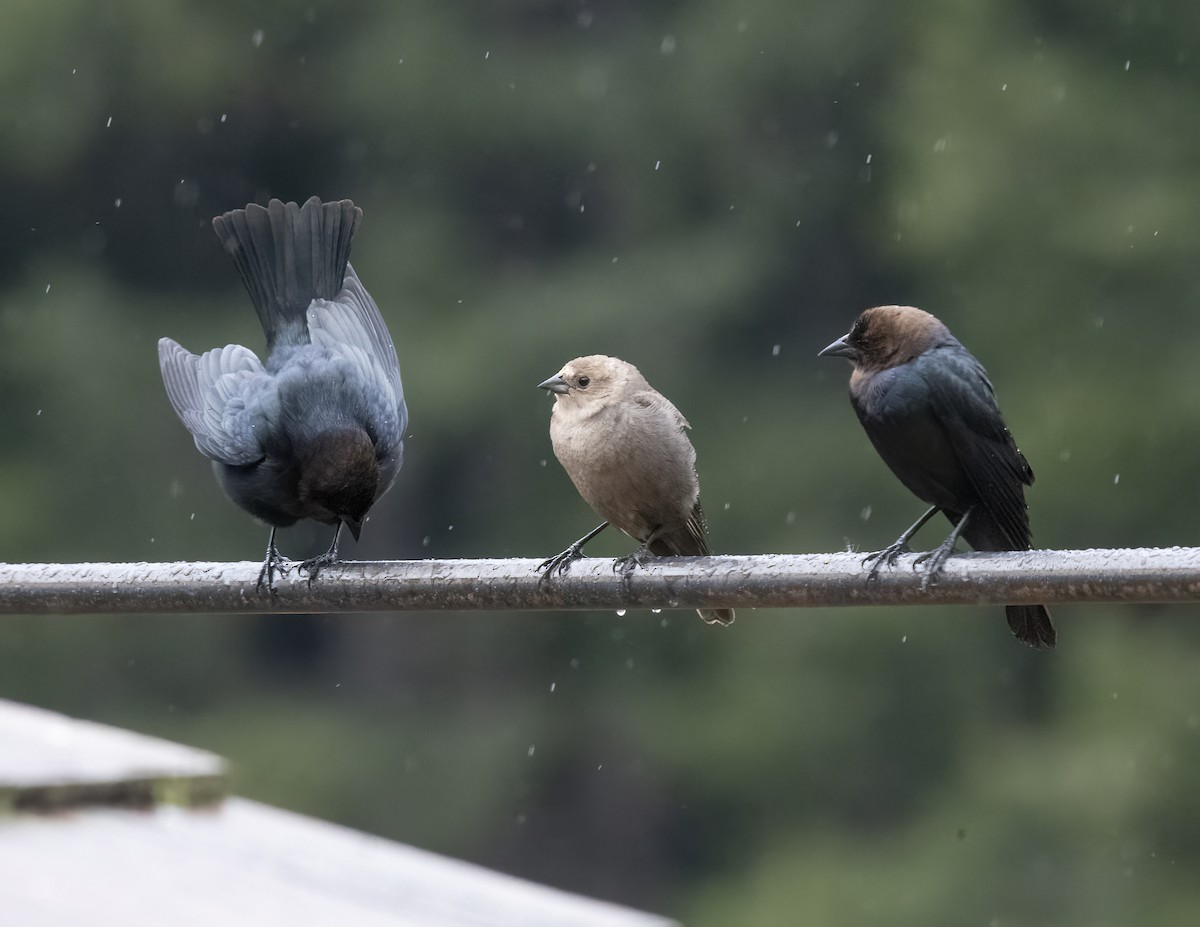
[0,699,677,927]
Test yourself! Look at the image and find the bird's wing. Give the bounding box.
[158,338,272,466]
[630,389,691,431]
[307,264,404,409]
[629,390,709,554]
[920,347,1034,547]
[683,499,713,555]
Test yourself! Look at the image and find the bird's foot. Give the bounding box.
[913,539,957,591]
[862,541,910,582]
[298,550,339,587]
[613,546,655,577]
[613,547,657,596]
[256,548,291,599]
[537,544,586,585]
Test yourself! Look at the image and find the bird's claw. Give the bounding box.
[612,547,654,597]
[537,544,585,584]
[862,542,909,582]
[298,551,338,587]
[256,550,292,599]
[612,546,654,576]
[913,542,955,591]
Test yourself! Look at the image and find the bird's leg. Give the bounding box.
[863,505,940,581]
[299,523,344,587]
[537,522,609,582]
[255,526,291,598]
[913,507,973,590]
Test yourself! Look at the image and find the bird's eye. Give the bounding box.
[577,376,590,388]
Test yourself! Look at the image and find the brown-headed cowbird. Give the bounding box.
[819,305,1055,649]
[158,197,406,593]
[537,355,733,626]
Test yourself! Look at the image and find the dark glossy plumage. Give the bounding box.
[820,305,1055,649]
[159,197,406,591]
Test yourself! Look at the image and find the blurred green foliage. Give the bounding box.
[2,0,1199,922]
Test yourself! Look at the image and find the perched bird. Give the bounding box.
[158,197,406,593]
[538,355,733,626]
[819,305,1054,649]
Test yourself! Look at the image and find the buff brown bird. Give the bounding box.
[538,355,733,626]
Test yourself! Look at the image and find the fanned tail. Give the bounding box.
[212,197,361,353]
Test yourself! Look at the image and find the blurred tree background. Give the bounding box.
[2,0,1199,922]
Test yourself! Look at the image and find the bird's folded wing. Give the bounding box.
[684,500,712,555]
[157,338,270,466]
[922,350,1034,548]
[631,390,691,432]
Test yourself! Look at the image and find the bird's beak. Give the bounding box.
[818,335,856,359]
[538,374,570,394]
[343,516,363,542]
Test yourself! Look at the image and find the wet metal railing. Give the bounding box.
[0,548,1197,615]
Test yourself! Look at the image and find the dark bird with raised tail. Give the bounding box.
[820,305,1054,649]
[159,197,406,593]
[538,355,733,626]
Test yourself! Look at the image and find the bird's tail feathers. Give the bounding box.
[213,197,361,352]
[1006,604,1056,650]
[698,608,735,626]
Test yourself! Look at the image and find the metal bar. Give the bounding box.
[1,548,1198,615]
